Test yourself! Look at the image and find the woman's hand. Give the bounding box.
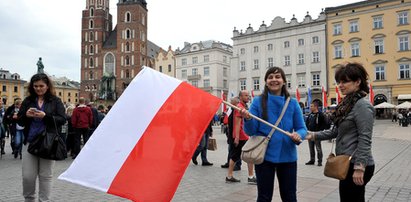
[305,131,314,140]
[33,110,46,119]
[290,132,302,143]
[239,109,251,120]
[353,170,365,186]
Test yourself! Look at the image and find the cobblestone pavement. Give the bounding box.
[0,119,410,201]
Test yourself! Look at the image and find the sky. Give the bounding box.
[0,0,359,82]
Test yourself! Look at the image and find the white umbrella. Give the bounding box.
[374,102,396,109]
[395,101,411,109]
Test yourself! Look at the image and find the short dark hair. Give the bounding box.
[28,73,56,100]
[335,63,369,93]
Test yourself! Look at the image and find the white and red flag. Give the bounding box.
[221,90,227,112]
[335,85,342,104]
[369,83,374,105]
[322,86,328,108]
[58,66,221,201]
[296,87,301,102]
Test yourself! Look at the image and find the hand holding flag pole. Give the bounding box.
[222,100,302,143]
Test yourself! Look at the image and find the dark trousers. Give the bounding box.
[308,140,323,163]
[339,163,375,202]
[255,161,297,202]
[72,128,90,156]
[193,133,209,163]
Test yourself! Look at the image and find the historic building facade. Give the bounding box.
[326,0,411,105]
[80,0,151,102]
[154,46,176,78]
[230,12,327,106]
[175,41,232,101]
[0,69,26,106]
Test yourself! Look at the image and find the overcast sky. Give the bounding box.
[0,0,359,82]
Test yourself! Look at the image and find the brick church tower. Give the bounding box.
[80,0,148,102]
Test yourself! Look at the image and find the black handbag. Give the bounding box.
[28,117,67,160]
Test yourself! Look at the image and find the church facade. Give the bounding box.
[80,0,151,102]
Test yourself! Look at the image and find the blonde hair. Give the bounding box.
[66,105,75,116]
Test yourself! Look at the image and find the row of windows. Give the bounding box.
[238,36,320,55]
[239,52,320,71]
[189,79,228,89]
[181,55,227,66]
[85,44,98,55]
[0,74,20,80]
[159,65,172,73]
[57,92,78,97]
[2,85,19,93]
[239,73,321,91]
[333,35,409,58]
[333,11,409,35]
[374,63,411,80]
[181,67,228,78]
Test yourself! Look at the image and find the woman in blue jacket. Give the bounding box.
[241,67,307,202]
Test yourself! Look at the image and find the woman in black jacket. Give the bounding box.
[18,73,66,202]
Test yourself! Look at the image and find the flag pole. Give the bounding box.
[222,100,291,137]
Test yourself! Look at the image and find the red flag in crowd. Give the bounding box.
[335,85,342,104]
[296,87,301,102]
[322,86,328,108]
[369,83,374,105]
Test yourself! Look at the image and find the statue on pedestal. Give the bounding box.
[37,57,44,74]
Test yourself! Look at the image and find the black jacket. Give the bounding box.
[18,96,66,144]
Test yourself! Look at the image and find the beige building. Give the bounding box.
[154,46,176,77]
[326,0,411,105]
[0,69,26,106]
[51,76,80,106]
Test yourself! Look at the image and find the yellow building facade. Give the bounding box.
[0,69,26,107]
[326,0,411,105]
[154,46,176,78]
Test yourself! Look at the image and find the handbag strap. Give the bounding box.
[330,139,357,157]
[51,116,59,132]
[267,97,291,140]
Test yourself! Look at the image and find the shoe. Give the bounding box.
[221,163,229,168]
[317,162,322,166]
[248,176,257,185]
[305,161,314,165]
[14,152,18,159]
[233,166,241,171]
[225,176,241,183]
[192,158,198,165]
[202,162,213,166]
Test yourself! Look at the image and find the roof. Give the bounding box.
[325,0,396,13]
[103,28,117,49]
[147,40,161,59]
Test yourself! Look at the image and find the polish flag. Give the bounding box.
[296,87,301,102]
[58,67,221,201]
[221,91,227,112]
[335,85,342,104]
[322,86,328,108]
[369,83,374,105]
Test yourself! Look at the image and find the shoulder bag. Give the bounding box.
[323,140,355,180]
[28,116,67,160]
[241,97,290,165]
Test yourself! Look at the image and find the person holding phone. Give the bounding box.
[17,73,66,202]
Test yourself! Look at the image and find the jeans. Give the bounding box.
[339,163,375,202]
[14,130,24,154]
[193,133,209,163]
[308,140,323,163]
[255,161,297,202]
[72,128,90,157]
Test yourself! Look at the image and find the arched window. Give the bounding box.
[125,42,130,52]
[125,56,130,65]
[89,71,94,80]
[125,69,130,78]
[93,84,97,90]
[90,0,94,5]
[89,57,94,67]
[89,20,94,29]
[104,53,115,75]
[90,8,94,17]
[126,29,131,39]
[90,31,94,41]
[125,12,131,22]
[90,45,94,54]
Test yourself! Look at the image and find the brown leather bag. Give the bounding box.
[207,138,217,151]
[323,153,351,180]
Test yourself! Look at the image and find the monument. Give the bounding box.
[37,57,44,73]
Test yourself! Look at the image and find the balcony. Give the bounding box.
[200,86,213,92]
[187,74,201,80]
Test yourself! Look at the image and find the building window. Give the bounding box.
[126,29,131,39]
[125,42,130,52]
[182,58,187,66]
[350,21,359,32]
[351,42,360,57]
[223,80,228,88]
[374,39,384,54]
[89,71,94,80]
[284,55,290,66]
[204,55,209,62]
[90,45,94,54]
[268,57,274,67]
[223,56,227,63]
[267,44,273,51]
[203,79,210,87]
[240,79,247,91]
[253,46,259,53]
[68,92,71,96]
[298,39,304,46]
[373,16,383,29]
[89,19,94,29]
[89,31,94,42]
[253,78,260,91]
[191,80,198,87]
[168,65,171,72]
[192,68,198,75]
[399,36,409,51]
[14,86,18,93]
[399,63,410,79]
[240,61,246,71]
[375,65,385,80]
[2,85,6,92]
[312,52,320,63]
[192,57,198,64]
[125,12,131,22]
[286,75,291,88]
[90,8,94,17]
[159,66,162,72]
[181,69,187,79]
[89,57,94,67]
[284,41,290,48]
[125,70,130,78]
[298,54,304,64]
[312,36,319,44]
[204,66,209,76]
[398,11,409,25]
[333,24,342,35]
[125,56,130,65]
[240,48,245,54]
[297,74,306,87]
[312,73,320,86]
[223,67,228,77]
[334,45,343,59]
[253,59,259,69]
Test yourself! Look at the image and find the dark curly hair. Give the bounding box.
[27,73,56,100]
[335,63,369,94]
